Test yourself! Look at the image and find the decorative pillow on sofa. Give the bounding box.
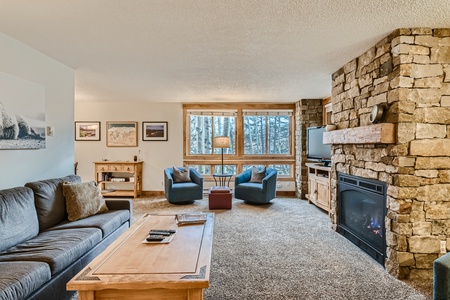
[173,166,191,183]
[62,181,108,221]
[250,166,266,183]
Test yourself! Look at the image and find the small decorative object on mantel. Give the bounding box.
[325,124,337,131]
[369,104,385,123]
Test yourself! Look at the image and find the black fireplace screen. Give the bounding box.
[337,173,387,265]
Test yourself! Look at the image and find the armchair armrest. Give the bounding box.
[262,169,278,192]
[164,168,174,194]
[235,169,252,185]
[190,168,204,187]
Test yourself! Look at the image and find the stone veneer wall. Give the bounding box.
[295,99,323,198]
[330,28,450,281]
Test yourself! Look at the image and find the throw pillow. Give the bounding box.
[250,166,266,183]
[62,181,109,221]
[173,166,191,183]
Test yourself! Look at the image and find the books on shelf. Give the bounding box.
[175,212,207,226]
[111,178,126,182]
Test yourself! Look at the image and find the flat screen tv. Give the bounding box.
[306,126,332,166]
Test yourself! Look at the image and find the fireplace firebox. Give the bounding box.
[337,173,387,265]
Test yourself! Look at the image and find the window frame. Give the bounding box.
[183,103,296,180]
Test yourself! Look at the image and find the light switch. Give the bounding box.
[47,126,55,136]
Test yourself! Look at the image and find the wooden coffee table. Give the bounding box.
[67,213,214,300]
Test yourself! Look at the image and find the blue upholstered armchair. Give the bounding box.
[164,167,204,204]
[434,252,450,299]
[234,167,277,204]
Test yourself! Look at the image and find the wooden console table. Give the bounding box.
[94,161,143,198]
[306,163,331,215]
[67,213,214,300]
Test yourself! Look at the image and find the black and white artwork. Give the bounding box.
[0,71,46,149]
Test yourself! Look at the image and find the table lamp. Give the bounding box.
[213,136,230,174]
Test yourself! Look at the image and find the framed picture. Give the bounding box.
[0,71,46,149]
[142,121,168,141]
[106,121,138,147]
[75,121,101,141]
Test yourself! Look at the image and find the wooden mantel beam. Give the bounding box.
[323,123,396,145]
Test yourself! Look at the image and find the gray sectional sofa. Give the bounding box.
[0,175,132,300]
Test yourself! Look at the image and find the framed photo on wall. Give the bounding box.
[75,121,101,141]
[106,121,138,147]
[142,121,168,141]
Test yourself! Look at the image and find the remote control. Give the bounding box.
[149,229,176,235]
[149,230,171,236]
[146,235,165,241]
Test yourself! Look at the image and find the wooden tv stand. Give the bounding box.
[306,163,331,215]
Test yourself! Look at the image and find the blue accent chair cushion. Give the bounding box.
[234,167,277,204]
[164,167,204,204]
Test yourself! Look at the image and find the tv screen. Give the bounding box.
[306,126,331,163]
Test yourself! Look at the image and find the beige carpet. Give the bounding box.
[130,197,433,300]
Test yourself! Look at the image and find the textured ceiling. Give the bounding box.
[0,0,450,103]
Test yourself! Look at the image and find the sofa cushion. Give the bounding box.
[25,175,81,231]
[0,187,39,252]
[48,210,130,238]
[0,261,51,300]
[0,228,102,275]
[62,181,109,221]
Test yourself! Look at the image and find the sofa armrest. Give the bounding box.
[105,199,133,223]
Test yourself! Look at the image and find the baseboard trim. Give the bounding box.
[141,191,165,197]
[276,191,296,197]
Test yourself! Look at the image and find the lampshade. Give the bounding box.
[213,136,230,148]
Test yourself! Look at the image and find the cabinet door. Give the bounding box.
[308,178,317,203]
[316,178,330,209]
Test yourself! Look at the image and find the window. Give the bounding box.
[243,116,266,154]
[243,110,292,155]
[184,104,295,179]
[187,110,236,156]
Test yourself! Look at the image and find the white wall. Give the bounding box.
[0,33,75,189]
[75,102,183,191]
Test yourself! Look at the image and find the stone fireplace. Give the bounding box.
[328,27,450,283]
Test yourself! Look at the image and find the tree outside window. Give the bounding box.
[243,113,291,155]
[189,113,235,155]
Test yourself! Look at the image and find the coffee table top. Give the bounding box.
[67,213,214,291]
